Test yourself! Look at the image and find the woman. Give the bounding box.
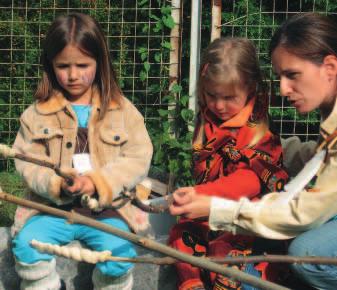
[170,13,337,289]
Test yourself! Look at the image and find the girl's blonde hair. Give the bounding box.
[36,13,122,119]
[195,37,270,147]
[198,37,268,119]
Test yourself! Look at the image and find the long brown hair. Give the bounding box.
[36,12,122,119]
[269,13,337,63]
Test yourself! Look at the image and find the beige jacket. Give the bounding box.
[209,99,337,239]
[281,136,317,177]
[13,91,153,233]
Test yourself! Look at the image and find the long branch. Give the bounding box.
[31,239,337,266]
[0,191,288,290]
[0,144,74,185]
[0,144,169,213]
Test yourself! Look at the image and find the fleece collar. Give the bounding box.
[35,88,120,115]
[203,97,255,128]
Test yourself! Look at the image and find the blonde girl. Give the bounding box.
[169,37,288,290]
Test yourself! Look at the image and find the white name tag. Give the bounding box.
[72,153,93,174]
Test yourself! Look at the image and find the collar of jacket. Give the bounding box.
[203,97,256,128]
[35,88,121,115]
[320,97,337,135]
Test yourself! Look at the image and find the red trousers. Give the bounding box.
[168,219,285,290]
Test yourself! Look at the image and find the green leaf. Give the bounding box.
[149,14,160,21]
[162,121,170,132]
[154,52,161,63]
[162,94,176,103]
[139,71,147,82]
[138,47,147,54]
[138,0,148,7]
[168,159,179,174]
[161,41,171,50]
[153,22,163,32]
[183,159,191,169]
[153,150,164,164]
[144,61,150,72]
[160,6,171,15]
[142,24,149,33]
[181,109,194,121]
[162,15,175,29]
[158,109,169,117]
[141,53,148,61]
[138,47,148,62]
[148,84,161,93]
[170,84,182,94]
[180,95,189,106]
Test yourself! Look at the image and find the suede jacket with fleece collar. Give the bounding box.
[12,91,153,234]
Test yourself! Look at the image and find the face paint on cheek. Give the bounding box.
[81,72,95,86]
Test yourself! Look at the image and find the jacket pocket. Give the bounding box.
[98,127,128,165]
[32,126,64,141]
[31,126,64,158]
[99,127,128,146]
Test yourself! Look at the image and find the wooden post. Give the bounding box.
[211,0,222,41]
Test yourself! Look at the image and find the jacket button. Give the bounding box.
[66,142,72,148]
[43,128,49,134]
[114,135,120,141]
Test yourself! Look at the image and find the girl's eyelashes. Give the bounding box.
[204,91,216,98]
[55,64,69,69]
[54,63,89,69]
[205,91,235,100]
[77,64,89,68]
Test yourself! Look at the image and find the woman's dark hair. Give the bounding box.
[36,12,122,118]
[269,13,337,64]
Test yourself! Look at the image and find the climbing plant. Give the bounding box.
[0,0,335,185]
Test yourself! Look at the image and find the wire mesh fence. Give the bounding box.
[0,0,336,172]
[209,0,337,141]
[0,0,178,170]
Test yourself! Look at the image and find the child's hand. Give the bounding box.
[62,176,96,196]
[169,187,211,219]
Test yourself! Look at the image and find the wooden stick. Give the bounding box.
[31,239,337,266]
[0,191,289,290]
[0,144,170,213]
[0,144,74,186]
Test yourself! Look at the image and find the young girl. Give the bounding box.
[170,13,337,290]
[168,37,288,290]
[11,13,153,290]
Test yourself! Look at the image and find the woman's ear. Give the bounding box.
[323,55,337,79]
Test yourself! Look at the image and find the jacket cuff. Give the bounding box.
[84,170,114,207]
[48,174,63,199]
[209,197,241,231]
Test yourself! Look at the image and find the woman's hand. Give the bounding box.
[62,175,96,196]
[169,186,211,219]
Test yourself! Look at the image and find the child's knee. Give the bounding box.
[13,232,53,263]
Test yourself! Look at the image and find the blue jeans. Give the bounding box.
[288,219,337,289]
[13,215,136,277]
